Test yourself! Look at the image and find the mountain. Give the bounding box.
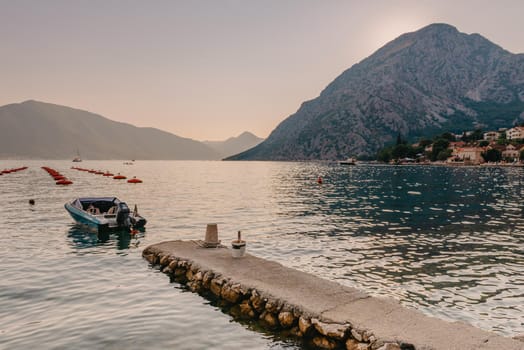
[0,100,220,160]
[227,23,524,160]
[203,132,264,158]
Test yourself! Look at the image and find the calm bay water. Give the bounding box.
[1,160,523,348]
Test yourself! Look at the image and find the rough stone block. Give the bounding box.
[221,284,241,303]
[376,343,401,350]
[174,267,186,277]
[288,326,303,337]
[188,280,202,292]
[265,298,281,313]
[312,319,348,340]
[260,311,278,328]
[312,336,338,350]
[144,253,156,264]
[346,339,370,350]
[239,300,256,319]
[298,316,312,334]
[210,278,223,296]
[159,255,170,267]
[250,291,266,312]
[351,329,363,342]
[278,311,296,328]
[168,260,178,270]
[193,271,203,281]
[202,271,214,288]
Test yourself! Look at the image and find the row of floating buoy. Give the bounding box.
[72,167,114,177]
[71,166,143,183]
[1,166,28,175]
[42,166,73,185]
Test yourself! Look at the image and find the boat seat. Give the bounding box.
[87,206,101,215]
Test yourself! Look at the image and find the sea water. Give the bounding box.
[1,161,523,349]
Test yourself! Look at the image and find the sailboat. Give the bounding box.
[72,149,82,162]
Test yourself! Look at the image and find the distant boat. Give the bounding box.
[339,157,357,165]
[72,149,82,162]
[65,197,146,232]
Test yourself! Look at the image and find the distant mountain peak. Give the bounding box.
[228,23,524,161]
[203,131,264,158]
[236,131,259,139]
[418,22,458,33]
[238,131,254,136]
[18,99,36,104]
[20,99,52,106]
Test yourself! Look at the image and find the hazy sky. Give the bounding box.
[1,1,523,141]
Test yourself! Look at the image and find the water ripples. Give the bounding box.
[1,160,523,348]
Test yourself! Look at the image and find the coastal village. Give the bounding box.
[381,125,524,166]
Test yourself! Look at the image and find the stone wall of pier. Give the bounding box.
[142,246,411,350]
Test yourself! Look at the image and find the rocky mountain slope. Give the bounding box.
[228,23,524,160]
[203,132,264,159]
[0,100,220,160]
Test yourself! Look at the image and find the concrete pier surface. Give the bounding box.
[143,240,523,350]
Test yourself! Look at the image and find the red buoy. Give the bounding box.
[56,179,73,185]
[113,174,127,180]
[317,176,323,184]
[127,177,142,184]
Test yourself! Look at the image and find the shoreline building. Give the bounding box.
[507,126,524,140]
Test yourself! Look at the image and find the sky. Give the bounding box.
[1,0,524,141]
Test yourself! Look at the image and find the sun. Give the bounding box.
[368,10,433,50]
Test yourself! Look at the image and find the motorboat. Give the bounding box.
[65,197,146,232]
[339,157,357,165]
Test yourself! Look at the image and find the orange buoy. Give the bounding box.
[317,176,323,184]
[127,176,142,184]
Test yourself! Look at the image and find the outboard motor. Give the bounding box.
[116,202,131,229]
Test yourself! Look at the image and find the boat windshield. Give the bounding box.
[71,198,82,209]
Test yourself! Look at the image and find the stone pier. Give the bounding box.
[142,240,523,350]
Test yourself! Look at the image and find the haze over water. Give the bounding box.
[1,160,523,349]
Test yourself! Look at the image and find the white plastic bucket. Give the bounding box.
[231,241,246,258]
